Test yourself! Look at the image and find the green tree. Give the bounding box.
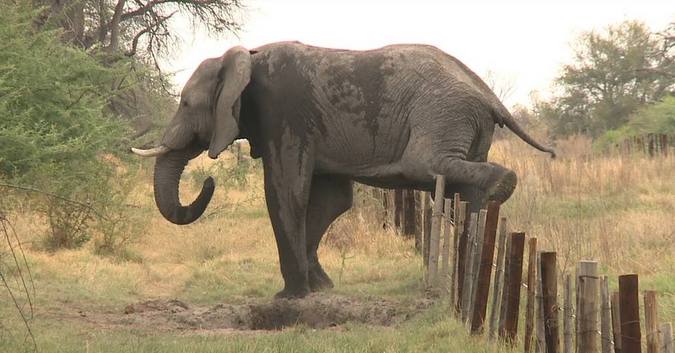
[0,3,134,249]
[539,20,675,137]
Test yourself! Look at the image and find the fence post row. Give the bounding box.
[386,185,670,353]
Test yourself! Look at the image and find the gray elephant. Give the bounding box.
[132,42,555,298]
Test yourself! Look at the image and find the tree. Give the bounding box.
[35,0,244,63]
[539,20,675,137]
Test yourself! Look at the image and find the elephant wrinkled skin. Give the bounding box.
[132,42,555,298]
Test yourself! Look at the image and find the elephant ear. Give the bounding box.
[208,46,252,159]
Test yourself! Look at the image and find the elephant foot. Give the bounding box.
[274,284,310,299]
[309,266,334,292]
[485,170,517,204]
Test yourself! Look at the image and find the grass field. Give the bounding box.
[1,136,673,352]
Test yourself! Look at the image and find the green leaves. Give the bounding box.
[539,21,674,138]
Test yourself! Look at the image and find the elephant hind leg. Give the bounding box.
[434,158,517,207]
[305,175,353,292]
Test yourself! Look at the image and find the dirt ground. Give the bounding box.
[45,293,433,334]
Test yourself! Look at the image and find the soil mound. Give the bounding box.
[72,293,432,333]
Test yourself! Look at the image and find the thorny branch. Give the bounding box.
[0,213,37,352]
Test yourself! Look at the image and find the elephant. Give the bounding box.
[132,41,555,299]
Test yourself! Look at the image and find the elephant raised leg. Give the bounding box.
[263,144,314,299]
[305,175,353,292]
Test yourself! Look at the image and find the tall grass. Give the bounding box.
[1,139,673,352]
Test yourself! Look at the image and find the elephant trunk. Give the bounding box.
[153,148,215,225]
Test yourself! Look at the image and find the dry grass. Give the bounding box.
[1,138,674,352]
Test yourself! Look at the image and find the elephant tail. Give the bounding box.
[492,105,557,158]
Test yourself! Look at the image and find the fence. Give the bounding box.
[395,175,674,353]
[615,134,672,157]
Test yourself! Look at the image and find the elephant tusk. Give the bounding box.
[131,145,170,157]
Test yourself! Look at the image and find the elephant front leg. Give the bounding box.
[263,146,314,299]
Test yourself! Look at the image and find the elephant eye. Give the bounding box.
[182,100,189,107]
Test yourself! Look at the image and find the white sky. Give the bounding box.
[166,0,674,107]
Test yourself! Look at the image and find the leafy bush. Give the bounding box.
[0,4,138,250]
[595,95,675,150]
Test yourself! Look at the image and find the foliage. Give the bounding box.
[595,95,675,148]
[35,0,244,64]
[538,21,675,137]
[0,3,146,251]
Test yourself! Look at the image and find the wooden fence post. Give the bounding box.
[525,237,538,353]
[422,192,432,271]
[394,189,403,230]
[440,198,453,295]
[601,276,614,353]
[455,201,470,314]
[471,203,499,333]
[498,227,514,336]
[644,291,659,353]
[536,253,547,353]
[541,252,559,353]
[452,199,467,314]
[500,232,525,344]
[468,209,487,324]
[403,189,417,239]
[619,274,641,353]
[662,322,673,353]
[461,212,479,323]
[427,176,445,290]
[564,274,573,353]
[612,291,622,353]
[577,261,599,353]
[488,216,508,341]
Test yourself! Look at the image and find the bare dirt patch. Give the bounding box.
[50,293,432,334]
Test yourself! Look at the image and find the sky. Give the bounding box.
[165,0,674,107]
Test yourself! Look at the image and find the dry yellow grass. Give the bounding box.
[2,137,673,352]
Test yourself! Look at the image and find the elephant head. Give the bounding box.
[132,46,252,225]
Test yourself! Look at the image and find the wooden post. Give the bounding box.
[403,189,416,239]
[644,291,659,353]
[525,237,538,353]
[619,274,641,353]
[394,189,403,230]
[612,291,622,353]
[577,261,600,353]
[498,226,513,336]
[564,275,573,353]
[455,201,470,314]
[541,252,559,353]
[461,212,478,323]
[500,232,525,344]
[488,217,508,341]
[601,276,614,353]
[422,192,432,271]
[427,176,445,290]
[440,198,453,295]
[451,199,467,314]
[470,201,500,334]
[536,253,547,353]
[468,209,487,324]
[662,322,673,353]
